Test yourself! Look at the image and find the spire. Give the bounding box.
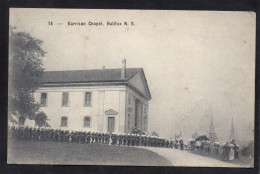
[209,115,214,133]
[230,117,235,140]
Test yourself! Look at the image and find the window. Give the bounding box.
[128,114,131,130]
[128,93,131,105]
[84,92,92,107]
[19,117,25,125]
[40,93,47,106]
[62,92,69,106]
[61,117,67,127]
[84,117,91,127]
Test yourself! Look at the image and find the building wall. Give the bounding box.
[34,86,126,133]
[125,87,149,133]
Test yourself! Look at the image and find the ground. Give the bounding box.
[7,140,171,166]
[8,139,253,167]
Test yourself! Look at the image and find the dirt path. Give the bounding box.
[141,147,245,167]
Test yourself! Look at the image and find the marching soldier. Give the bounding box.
[122,133,126,146]
[101,133,105,144]
[105,133,110,144]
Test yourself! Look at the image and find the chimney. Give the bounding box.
[121,59,126,79]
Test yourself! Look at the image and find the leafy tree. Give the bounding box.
[9,27,46,122]
[34,112,49,127]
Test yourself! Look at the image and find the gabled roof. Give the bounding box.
[42,68,141,83]
[41,68,151,100]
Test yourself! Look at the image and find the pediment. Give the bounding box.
[128,70,151,100]
[105,109,118,115]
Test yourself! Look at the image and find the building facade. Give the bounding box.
[34,60,151,133]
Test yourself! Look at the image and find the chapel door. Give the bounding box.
[107,117,115,133]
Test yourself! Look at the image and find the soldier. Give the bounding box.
[136,135,140,146]
[90,132,94,143]
[94,132,98,144]
[97,132,101,144]
[126,133,129,146]
[104,133,109,144]
[58,129,62,142]
[111,133,116,145]
[132,134,137,146]
[122,133,126,146]
[143,135,146,147]
[101,133,105,144]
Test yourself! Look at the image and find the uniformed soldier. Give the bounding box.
[97,132,101,144]
[105,133,108,144]
[111,133,114,145]
[122,133,126,146]
[94,132,98,144]
[101,133,105,144]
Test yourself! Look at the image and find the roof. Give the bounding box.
[42,68,142,83]
[41,68,151,100]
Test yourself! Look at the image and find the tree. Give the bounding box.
[9,27,46,122]
[34,112,50,127]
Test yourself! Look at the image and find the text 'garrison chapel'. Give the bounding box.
[34,59,152,133]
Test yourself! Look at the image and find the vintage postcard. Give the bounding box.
[8,8,255,167]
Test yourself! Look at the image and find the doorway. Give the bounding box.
[107,117,115,133]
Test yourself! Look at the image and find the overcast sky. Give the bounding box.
[10,9,255,144]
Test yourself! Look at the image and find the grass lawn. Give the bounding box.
[7,139,171,166]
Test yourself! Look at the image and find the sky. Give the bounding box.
[10,9,255,144]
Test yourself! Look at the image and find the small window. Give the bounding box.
[84,92,92,107]
[128,93,131,105]
[84,117,91,127]
[19,117,25,125]
[62,92,69,106]
[40,93,47,106]
[61,117,67,127]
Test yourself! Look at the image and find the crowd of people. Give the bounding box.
[9,125,241,162]
[9,126,175,148]
[187,138,240,161]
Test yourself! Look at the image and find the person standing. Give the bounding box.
[179,139,184,151]
[229,143,235,161]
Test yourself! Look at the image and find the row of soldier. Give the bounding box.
[9,126,175,148]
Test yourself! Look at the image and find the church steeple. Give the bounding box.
[209,115,214,133]
[209,115,218,147]
[230,117,235,140]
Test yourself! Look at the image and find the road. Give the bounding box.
[141,147,246,167]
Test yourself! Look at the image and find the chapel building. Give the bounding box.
[34,59,151,133]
